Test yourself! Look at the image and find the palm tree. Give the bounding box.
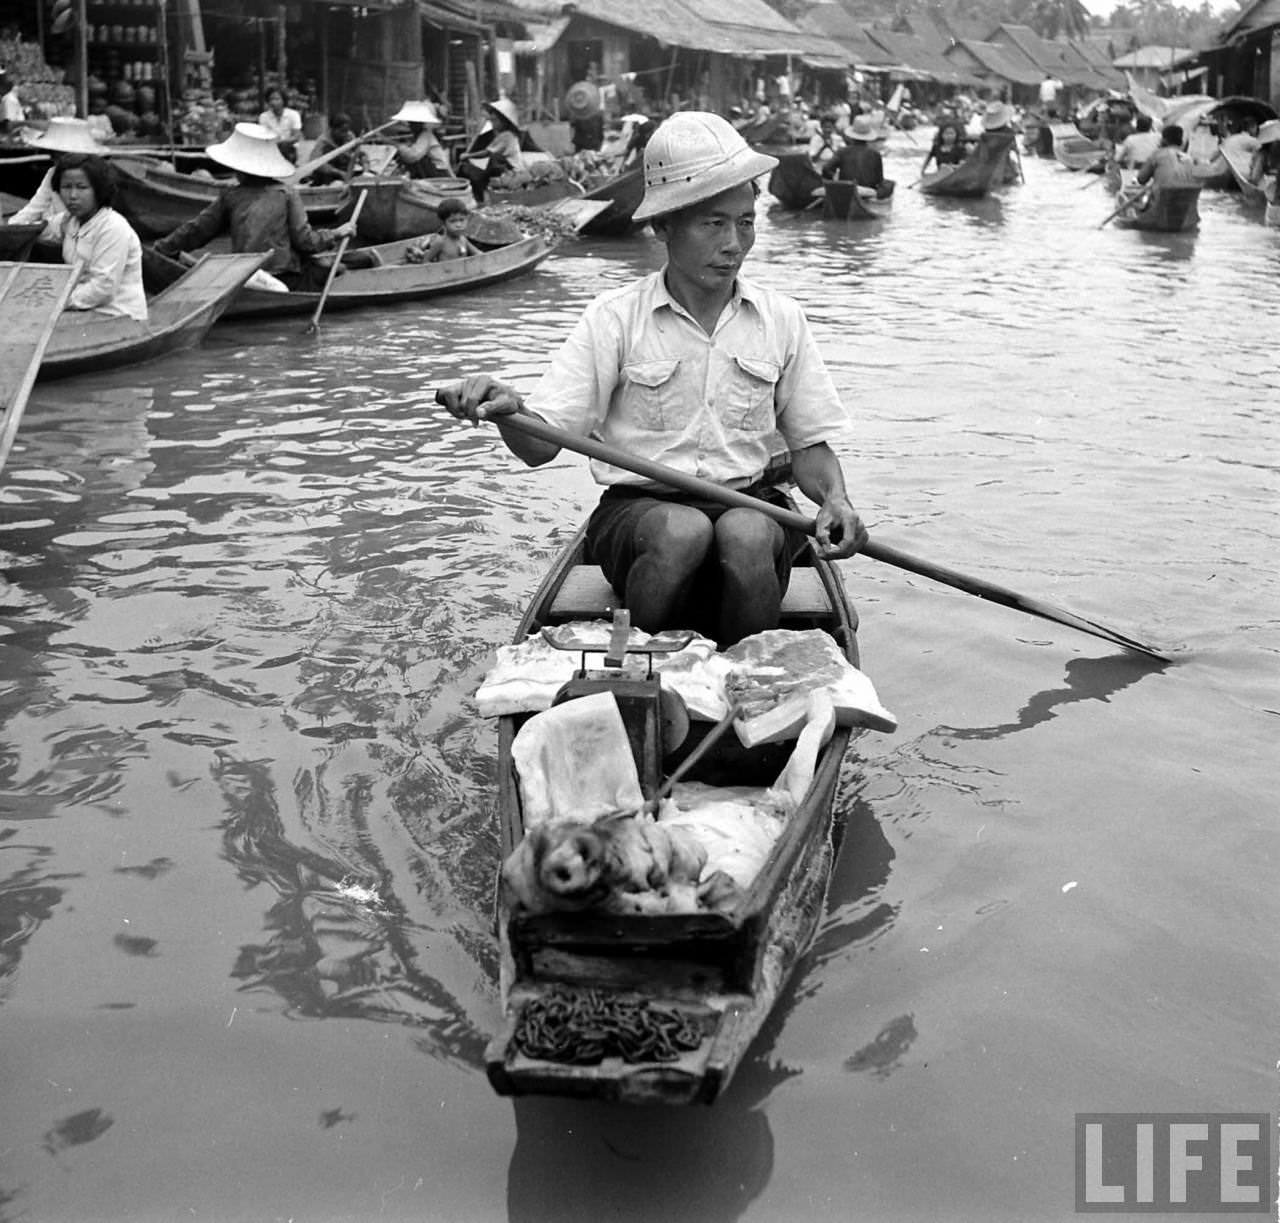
[1029,0,1092,39]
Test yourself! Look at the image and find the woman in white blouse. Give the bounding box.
[43,155,147,321]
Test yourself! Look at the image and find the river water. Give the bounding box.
[1,135,1277,1222]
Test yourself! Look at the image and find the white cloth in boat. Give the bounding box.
[512,691,646,827]
[523,270,851,489]
[475,623,897,739]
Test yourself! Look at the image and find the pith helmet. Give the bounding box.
[633,111,778,222]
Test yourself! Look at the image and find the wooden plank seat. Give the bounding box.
[549,565,836,621]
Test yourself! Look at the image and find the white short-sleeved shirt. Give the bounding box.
[259,107,302,143]
[526,270,850,488]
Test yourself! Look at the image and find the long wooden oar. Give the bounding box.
[477,409,1169,662]
[1099,184,1152,228]
[304,188,368,335]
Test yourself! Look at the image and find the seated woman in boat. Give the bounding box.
[822,114,892,198]
[807,113,844,172]
[390,100,451,179]
[40,154,147,321]
[152,123,357,292]
[6,117,107,227]
[460,99,527,203]
[306,112,367,185]
[438,111,869,647]
[1135,124,1199,190]
[921,120,969,174]
[1115,114,1160,169]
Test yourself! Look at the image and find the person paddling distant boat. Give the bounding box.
[438,111,868,647]
[153,123,359,292]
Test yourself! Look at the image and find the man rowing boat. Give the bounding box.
[437,111,867,646]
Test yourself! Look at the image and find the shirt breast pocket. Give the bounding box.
[724,355,780,431]
[622,358,681,431]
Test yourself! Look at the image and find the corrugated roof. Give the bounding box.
[864,28,984,85]
[947,39,1044,86]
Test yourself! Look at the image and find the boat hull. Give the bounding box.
[484,523,860,1105]
[821,179,893,221]
[38,251,267,380]
[579,166,645,236]
[1113,185,1201,232]
[767,152,823,210]
[1049,123,1104,171]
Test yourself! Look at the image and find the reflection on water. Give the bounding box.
[2,136,1278,1221]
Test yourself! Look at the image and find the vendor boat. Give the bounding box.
[484,518,876,1105]
[920,131,1017,198]
[0,222,44,261]
[767,152,824,210]
[578,165,646,236]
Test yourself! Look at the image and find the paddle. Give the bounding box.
[304,188,367,335]
[1099,184,1152,228]
[287,121,395,186]
[457,406,1168,662]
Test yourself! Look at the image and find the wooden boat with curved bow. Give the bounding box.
[483,517,873,1105]
[920,132,1017,198]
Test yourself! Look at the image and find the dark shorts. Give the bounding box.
[584,482,809,631]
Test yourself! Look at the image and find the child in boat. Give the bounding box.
[153,123,357,291]
[404,197,476,263]
[41,154,147,321]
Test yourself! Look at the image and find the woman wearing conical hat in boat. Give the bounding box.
[391,100,452,178]
[460,98,527,202]
[5,117,108,227]
[439,112,868,648]
[152,122,358,291]
[1247,119,1280,226]
[41,153,148,321]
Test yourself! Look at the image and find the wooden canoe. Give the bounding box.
[821,178,893,221]
[111,155,350,241]
[144,232,556,320]
[37,251,268,381]
[0,223,44,261]
[1112,184,1201,233]
[578,166,646,236]
[767,152,824,211]
[484,523,862,1105]
[920,131,1017,198]
[1220,143,1270,208]
[1049,123,1105,172]
[0,262,78,474]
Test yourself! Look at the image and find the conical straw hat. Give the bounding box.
[206,122,294,179]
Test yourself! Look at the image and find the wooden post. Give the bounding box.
[319,10,329,115]
[257,17,268,108]
[276,4,287,86]
[76,0,88,117]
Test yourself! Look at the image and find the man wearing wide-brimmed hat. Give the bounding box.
[566,79,604,154]
[390,100,451,179]
[5,117,108,227]
[439,111,867,646]
[154,121,356,289]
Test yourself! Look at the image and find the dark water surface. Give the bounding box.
[1,137,1277,1222]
